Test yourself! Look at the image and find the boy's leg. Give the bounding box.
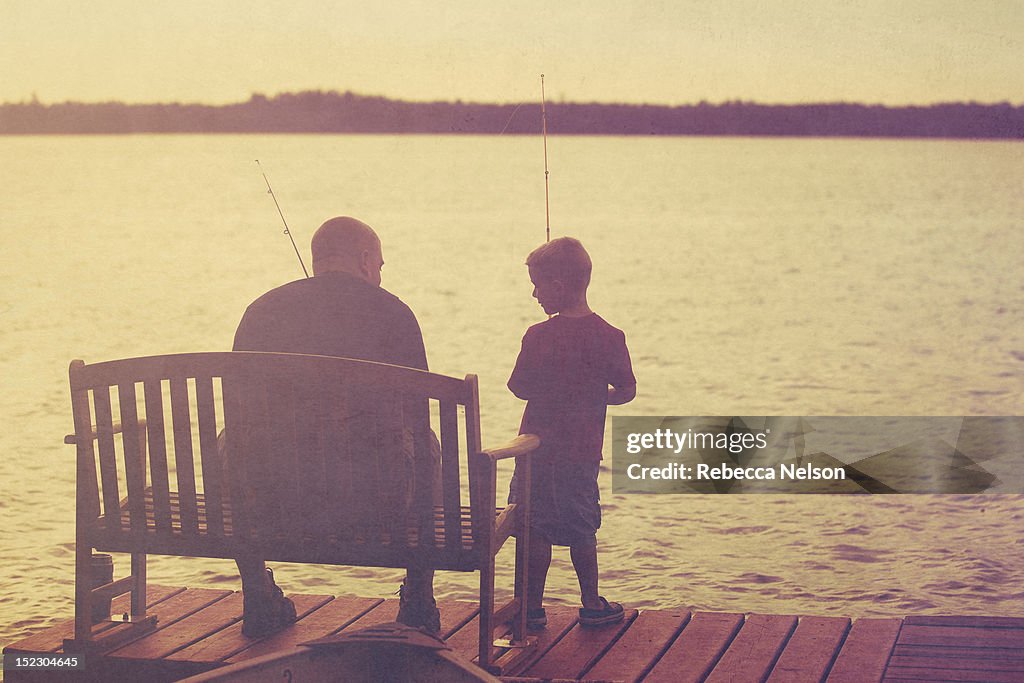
[527,533,553,611]
[566,459,603,610]
[569,542,602,610]
[572,540,624,626]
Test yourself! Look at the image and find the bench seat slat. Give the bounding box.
[89,488,491,571]
[95,489,484,548]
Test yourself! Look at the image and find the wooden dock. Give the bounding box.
[5,585,1024,682]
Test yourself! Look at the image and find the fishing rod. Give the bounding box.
[541,74,551,243]
[255,159,310,278]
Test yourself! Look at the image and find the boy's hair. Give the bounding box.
[526,237,592,292]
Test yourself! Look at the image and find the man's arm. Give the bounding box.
[608,383,636,405]
[385,302,428,371]
[232,305,267,352]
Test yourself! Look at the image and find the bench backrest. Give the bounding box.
[68,352,489,566]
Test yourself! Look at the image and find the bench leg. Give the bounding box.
[512,513,530,644]
[130,551,147,618]
[478,558,495,671]
[72,540,93,647]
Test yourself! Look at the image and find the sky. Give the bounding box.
[2,1,1021,106]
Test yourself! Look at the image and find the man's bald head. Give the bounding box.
[311,216,384,286]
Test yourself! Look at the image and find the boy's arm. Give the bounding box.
[507,371,534,400]
[508,329,541,399]
[606,327,636,406]
[608,383,636,405]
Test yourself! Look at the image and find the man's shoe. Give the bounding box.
[242,568,297,638]
[396,584,441,636]
[579,597,624,627]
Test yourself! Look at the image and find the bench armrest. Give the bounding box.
[479,434,540,461]
[65,419,147,445]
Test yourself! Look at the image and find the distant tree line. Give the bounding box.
[1,90,1021,138]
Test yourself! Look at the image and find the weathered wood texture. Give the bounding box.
[828,617,902,683]
[585,609,691,683]
[645,611,745,683]
[6,590,1024,683]
[883,616,1024,683]
[705,613,797,682]
[767,615,850,682]
[525,609,638,680]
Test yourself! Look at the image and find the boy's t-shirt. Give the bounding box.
[508,313,635,461]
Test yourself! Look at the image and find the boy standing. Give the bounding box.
[508,237,636,628]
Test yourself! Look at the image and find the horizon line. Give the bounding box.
[4,89,1023,110]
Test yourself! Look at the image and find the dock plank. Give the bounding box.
[767,616,850,683]
[903,616,1024,629]
[526,609,638,680]
[884,666,1024,682]
[328,597,401,630]
[112,592,243,660]
[891,644,1024,662]
[505,605,579,677]
[897,624,1024,649]
[5,585,184,654]
[888,654,1024,673]
[227,596,383,662]
[85,587,233,657]
[644,611,745,683]
[436,600,482,639]
[168,593,334,663]
[584,609,691,683]
[705,613,797,683]
[444,604,577,673]
[827,617,902,683]
[8,588,1022,683]
[333,597,478,640]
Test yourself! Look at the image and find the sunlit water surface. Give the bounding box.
[1,134,1022,647]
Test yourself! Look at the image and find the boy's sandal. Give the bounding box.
[579,597,624,627]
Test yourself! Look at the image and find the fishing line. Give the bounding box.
[256,159,310,278]
[498,102,525,135]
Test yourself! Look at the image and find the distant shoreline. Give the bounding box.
[2,90,1022,139]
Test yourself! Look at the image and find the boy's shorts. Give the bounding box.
[509,456,601,547]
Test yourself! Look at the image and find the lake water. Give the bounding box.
[1,134,1022,649]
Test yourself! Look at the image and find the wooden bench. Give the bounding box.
[65,351,538,672]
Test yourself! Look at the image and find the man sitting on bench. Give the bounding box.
[230,216,440,637]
